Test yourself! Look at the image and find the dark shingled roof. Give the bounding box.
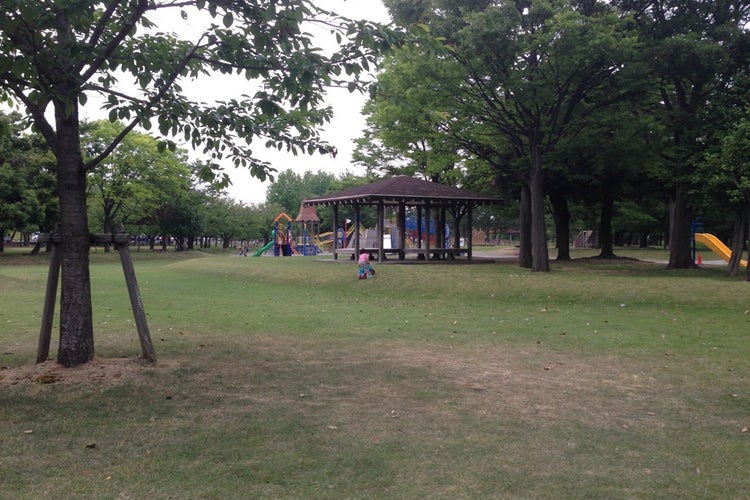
[303,175,500,206]
[295,203,320,222]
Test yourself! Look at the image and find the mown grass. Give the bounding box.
[1,248,749,498]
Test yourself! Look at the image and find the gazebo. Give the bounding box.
[295,202,321,255]
[303,176,500,262]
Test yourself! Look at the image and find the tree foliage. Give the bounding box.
[378,0,642,271]
[0,0,399,366]
[0,111,56,251]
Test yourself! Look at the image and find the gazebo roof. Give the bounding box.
[303,175,500,207]
[295,202,320,222]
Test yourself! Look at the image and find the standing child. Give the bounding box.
[358,251,375,279]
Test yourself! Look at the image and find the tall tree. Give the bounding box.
[619,0,750,268]
[355,45,468,183]
[385,0,641,271]
[0,0,397,366]
[703,117,750,279]
[0,111,55,251]
[84,120,190,236]
[265,169,337,215]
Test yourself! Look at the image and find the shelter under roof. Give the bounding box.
[303,176,501,262]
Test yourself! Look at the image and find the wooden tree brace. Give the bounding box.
[37,231,129,246]
[36,224,157,364]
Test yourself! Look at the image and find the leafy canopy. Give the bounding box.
[0,0,400,184]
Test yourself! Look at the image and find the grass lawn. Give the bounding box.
[1,247,749,498]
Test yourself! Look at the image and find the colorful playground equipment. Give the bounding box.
[252,206,323,257]
[295,203,321,256]
[694,232,747,267]
[273,212,294,256]
[252,212,294,257]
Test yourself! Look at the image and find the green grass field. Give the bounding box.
[1,247,749,498]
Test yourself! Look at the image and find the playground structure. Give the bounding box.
[694,232,747,267]
[253,205,323,257]
[252,212,293,257]
[303,176,500,263]
[312,221,421,255]
[295,203,321,256]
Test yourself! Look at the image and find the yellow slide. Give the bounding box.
[694,233,747,267]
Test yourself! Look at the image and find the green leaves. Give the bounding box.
[0,0,402,189]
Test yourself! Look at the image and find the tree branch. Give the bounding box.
[79,0,149,80]
[84,35,206,170]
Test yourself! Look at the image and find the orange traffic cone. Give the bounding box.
[697,253,703,265]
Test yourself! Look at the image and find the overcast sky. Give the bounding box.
[74,1,391,205]
[223,0,392,205]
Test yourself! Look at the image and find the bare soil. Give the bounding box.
[0,356,154,386]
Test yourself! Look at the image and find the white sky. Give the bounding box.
[157,0,393,206]
[1,2,391,205]
[222,0,392,205]
[73,1,391,205]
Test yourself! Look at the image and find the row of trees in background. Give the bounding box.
[5,0,749,270]
[0,111,332,252]
[352,0,750,276]
[2,110,416,251]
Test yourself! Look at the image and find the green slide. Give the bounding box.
[252,241,274,257]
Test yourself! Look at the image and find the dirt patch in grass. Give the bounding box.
[0,356,162,386]
[0,335,738,439]
[1,336,747,497]
[321,340,667,429]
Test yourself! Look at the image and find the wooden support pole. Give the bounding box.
[377,200,385,263]
[114,224,156,362]
[398,201,406,260]
[333,204,339,260]
[425,203,431,259]
[36,226,61,363]
[467,205,474,260]
[354,203,361,257]
[35,224,156,364]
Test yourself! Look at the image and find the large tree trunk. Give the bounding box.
[55,107,95,367]
[667,187,695,269]
[549,191,571,261]
[529,146,549,272]
[728,206,747,278]
[518,182,532,268]
[598,190,615,258]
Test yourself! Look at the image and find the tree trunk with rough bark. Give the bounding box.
[728,207,747,277]
[550,191,571,261]
[529,146,549,272]
[55,105,95,367]
[518,182,532,268]
[667,187,695,269]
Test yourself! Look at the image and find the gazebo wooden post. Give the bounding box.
[425,202,432,260]
[451,204,464,258]
[467,204,474,260]
[332,204,339,260]
[416,205,424,259]
[354,203,361,258]
[439,205,447,259]
[398,201,406,260]
[377,200,385,263]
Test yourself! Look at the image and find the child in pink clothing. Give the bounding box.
[358,251,375,279]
